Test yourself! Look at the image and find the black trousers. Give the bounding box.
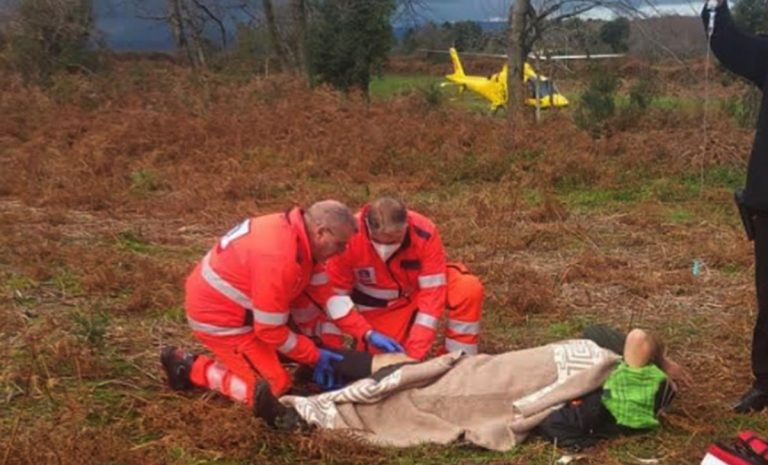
[752,213,768,389]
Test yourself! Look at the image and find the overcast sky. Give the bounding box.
[93,0,703,50]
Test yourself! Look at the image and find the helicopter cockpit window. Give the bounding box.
[528,79,555,98]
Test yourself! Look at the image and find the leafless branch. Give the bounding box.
[190,0,227,46]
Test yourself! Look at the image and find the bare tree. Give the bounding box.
[261,0,294,71]
[506,0,644,119]
[134,0,236,68]
[289,0,307,76]
[3,0,97,81]
[507,0,529,121]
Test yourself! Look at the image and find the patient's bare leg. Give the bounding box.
[623,329,662,368]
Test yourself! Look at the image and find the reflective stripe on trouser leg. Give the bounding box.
[191,332,292,400]
[444,263,483,355]
[199,361,249,403]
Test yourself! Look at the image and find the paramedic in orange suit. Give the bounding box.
[159,200,357,426]
[320,197,484,360]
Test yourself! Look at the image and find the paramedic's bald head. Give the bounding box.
[304,200,357,262]
[366,197,408,244]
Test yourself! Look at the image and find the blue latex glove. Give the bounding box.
[313,349,344,391]
[366,330,405,353]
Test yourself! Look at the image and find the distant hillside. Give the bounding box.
[393,20,506,40]
[101,15,702,57]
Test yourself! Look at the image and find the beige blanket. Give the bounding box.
[281,339,621,451]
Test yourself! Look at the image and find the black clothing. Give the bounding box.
[704,2,768,211]
[704,2,768,390]
[536,388,627,451]
[733,386,768,413]
[752,214,768,388]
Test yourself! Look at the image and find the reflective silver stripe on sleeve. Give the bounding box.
[187,317,253,336]
[278,332,298,354]
[200,252,253,310]
[333,287,351,295]
[326,295,353,320]
[445,338,478,355]
[414,312,439,330]
[354,283,400,300]
[310,272,329,286]
[447,320,480,335]
[291,306,320,324]
[418,273,447,289]
[318,322,343,336]
[252,308,289,326]
[357,304,383,312]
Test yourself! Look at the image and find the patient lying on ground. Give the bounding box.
[265,325,690,452]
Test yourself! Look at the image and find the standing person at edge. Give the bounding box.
[704,1,768,412]
[309,197,484,360]
[160,200,357,426]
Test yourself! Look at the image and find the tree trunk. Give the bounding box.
[262,0,292,72]
[169,0,194,65]
[506,0,528,123]
[290,0,308,80]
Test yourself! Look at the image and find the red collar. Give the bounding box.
[287,207,312,265]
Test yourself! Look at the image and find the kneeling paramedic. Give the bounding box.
[301,197,484,361]
[160,200,357,427]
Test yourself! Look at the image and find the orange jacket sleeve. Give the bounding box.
[249,254,320,365]
[324,250,372,340]
[404,229,448,360]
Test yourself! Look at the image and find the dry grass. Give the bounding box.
[0,59,763,464]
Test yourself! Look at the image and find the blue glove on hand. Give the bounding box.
[313,349,344,391]
[366,330,404,353]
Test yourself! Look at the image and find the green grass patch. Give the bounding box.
[129,168,163,195]
[2,272,39,306]
[117,229,160,255]
[547,315,598,339]
[559,186,646,209]
[50,267,83,298]
[719,262,747,275]
[666,208,696,224]
[681,166,746,191]
[369,74,443,99]
[72,306,110,348]
[557,166,746,212]
[388,443,525,465]
[369,73,500,113]
[151,304,186,323]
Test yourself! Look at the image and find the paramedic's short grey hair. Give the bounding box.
[367,197,407,234]
[306,200,357,232]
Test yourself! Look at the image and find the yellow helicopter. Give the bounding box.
[444,47,569,111]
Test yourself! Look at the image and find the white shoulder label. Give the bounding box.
[220,219,250,249]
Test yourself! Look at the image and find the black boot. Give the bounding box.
[734,387,768,413]
[160,346,196,391]
[253,380,303,431]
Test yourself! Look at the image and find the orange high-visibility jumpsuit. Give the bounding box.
[311,206,483,360]
[184,207,336,404]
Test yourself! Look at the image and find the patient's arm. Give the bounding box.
[372,353,416,373]
[331,349,415,383]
